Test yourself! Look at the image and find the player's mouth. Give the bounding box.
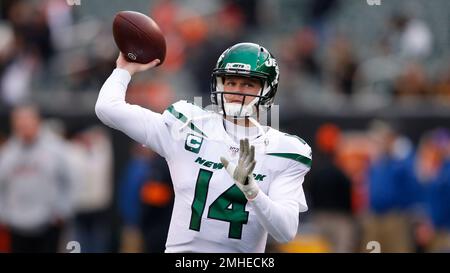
[228,100,244,104]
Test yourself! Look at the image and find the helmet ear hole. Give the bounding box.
[259,79,265,91]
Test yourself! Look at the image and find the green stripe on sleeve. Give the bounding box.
[267,153,312,167]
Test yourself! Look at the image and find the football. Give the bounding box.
[112,11,166,65]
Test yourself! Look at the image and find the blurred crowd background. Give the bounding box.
[0,0,449,253]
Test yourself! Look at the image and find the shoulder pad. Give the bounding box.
[162,100,209,137]
[265,130,312,168]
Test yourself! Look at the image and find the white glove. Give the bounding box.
[220,138,259,200]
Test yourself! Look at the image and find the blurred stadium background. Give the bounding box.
[0,0,449,253]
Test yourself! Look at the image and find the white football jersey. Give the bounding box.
[96,69,312,253]
[152,101,311,253]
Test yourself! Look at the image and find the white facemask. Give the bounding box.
[215,77,265,118]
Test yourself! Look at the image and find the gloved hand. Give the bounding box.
[220,138,259,200]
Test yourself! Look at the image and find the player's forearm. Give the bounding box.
[95,68,174,158]
[249,191,299,243]
[95,68,131,128]
[95,68,154,145]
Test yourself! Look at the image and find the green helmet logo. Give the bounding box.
[211,43,280,117]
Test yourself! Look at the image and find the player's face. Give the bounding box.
[223,76,262,105]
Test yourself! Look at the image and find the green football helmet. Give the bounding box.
[211,42,280,117]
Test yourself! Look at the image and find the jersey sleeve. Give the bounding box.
[249,134,312,243]
[95,68,175,159]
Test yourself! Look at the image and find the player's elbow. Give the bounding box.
[95,99,111,124]
[285,228,298,243]
[275,227,297,243]
[273,213,299,243]
[95,101,105,121]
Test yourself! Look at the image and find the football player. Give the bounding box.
[95,43,312,253]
